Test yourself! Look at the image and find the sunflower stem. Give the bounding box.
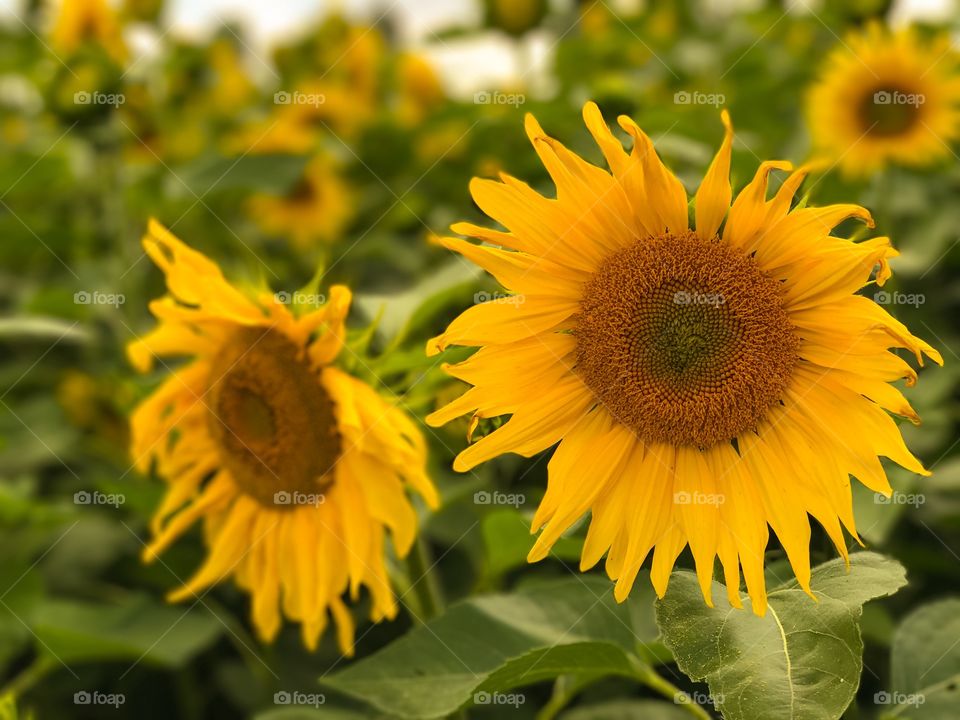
[0,655,57,698]
[632,663,713,720]
[404,536,443,624]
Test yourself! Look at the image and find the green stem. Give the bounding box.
[0,655,57,698]
[632,662,713,720]
[403,536,444,624]
[537,675,597,720]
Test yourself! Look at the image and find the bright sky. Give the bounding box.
[0,0,954,95]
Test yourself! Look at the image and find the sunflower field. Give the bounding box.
[2,0,960,718]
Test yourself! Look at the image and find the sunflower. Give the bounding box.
[50,0,128,65]
[129,221,438,653]
[807,22,960,177]
[247,155,354,249]
[426,104,941,613]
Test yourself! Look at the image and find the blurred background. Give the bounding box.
[0,0,959,718]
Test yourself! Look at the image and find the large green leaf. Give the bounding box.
[32,593,222,667]
[655,552,906,720]
[321,576,659,719]
[884,598,960,719]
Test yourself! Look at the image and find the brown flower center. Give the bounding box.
[575,231,799,448]
[206,327,340,507]
[858,84,923,137]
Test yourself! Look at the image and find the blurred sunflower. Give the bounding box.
[50,0,127,65]
[207,38,256,115]
[397,52,445,125]
[427,104,941,613]
[129,221,438,653]
[807,22,960,176]
[224,111,318,156]
[247,155,353,249]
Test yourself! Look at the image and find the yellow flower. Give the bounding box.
[50,0,127,65]
[207,39,256,114]
[397,53,444,125]
[807,22,960,176]
[223,110,317,156]
[426,104,941,614]
[247,156,353,249]
[129,221,438,653]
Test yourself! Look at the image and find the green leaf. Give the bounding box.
[174,154,310,195]
[655,552,906,720]
[481,508,581,583]
[885,598,960,718]
[321,576,659,719]
[32,594,222,667]
[560,699,694,720]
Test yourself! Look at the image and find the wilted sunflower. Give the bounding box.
[427,104,941,613]
[807,22,960,177]
[129,221,438,653]
[247,155,354,249]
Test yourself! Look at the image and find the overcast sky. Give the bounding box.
[0,0,954,95]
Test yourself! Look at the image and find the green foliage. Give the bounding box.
[321,577,659,719]
[1,0,959,718]
[656,553,907,720]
